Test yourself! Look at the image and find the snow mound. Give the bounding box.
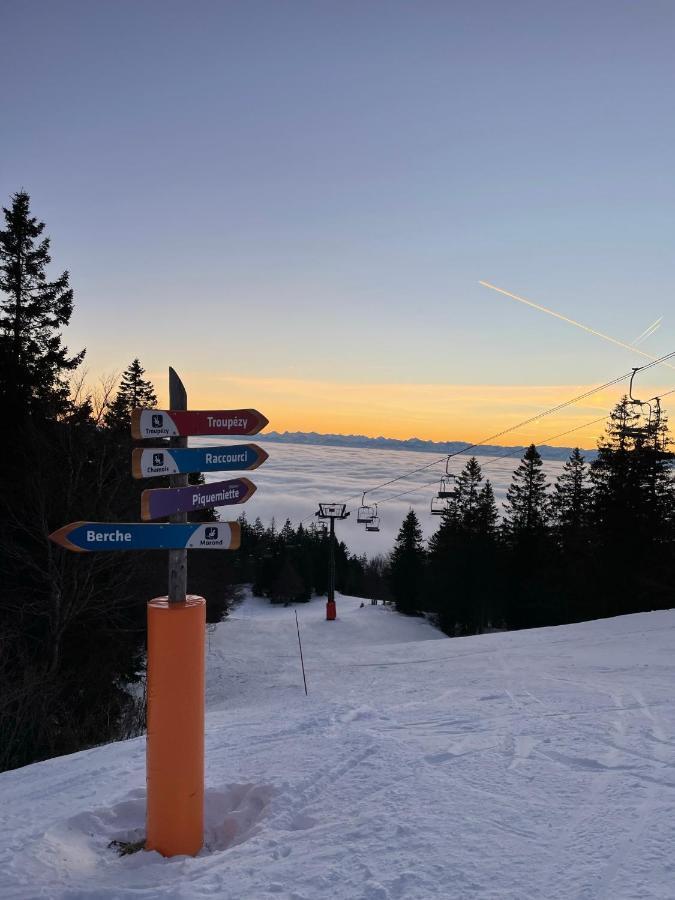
[203,783,275,852]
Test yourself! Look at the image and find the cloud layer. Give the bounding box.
[197,439,568,556]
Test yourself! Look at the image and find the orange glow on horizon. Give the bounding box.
[137,371,668,449]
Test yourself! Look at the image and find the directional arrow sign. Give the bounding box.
[49,521,241,552]
[131,408,268,439]
[141,477,256,521]
[132,443,268,479]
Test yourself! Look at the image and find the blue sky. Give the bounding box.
[2,1,674,439]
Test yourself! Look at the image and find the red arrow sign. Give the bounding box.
[131,408,268,439]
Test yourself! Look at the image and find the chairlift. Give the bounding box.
[437,458,456,498]
[365,505,380,532]
[625,366,655,438]
[357,492,375,524]
[437,477,453,498]
[431,496,449,516]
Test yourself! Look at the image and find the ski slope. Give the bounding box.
[1,594,674,899]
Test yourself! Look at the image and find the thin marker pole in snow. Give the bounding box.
[295,610,308,696]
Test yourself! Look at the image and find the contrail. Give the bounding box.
[478,281,675,372]
[633,317,662,345]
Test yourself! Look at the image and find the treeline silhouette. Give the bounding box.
[232,514,390,605]
[0,193,236,771]
[388,406,674,634]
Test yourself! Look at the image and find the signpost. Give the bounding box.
[131,408,268,439]
[48,366,268,860]
[141,478,256,520]
[132,443,268,478]
[48,521,242,552]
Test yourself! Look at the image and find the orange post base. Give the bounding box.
[326,599,336,620]
[146,596,205,857]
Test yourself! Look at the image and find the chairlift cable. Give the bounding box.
[298,358,675,526]
[373,389,675,506]
[374,417,610,505]
[342,348,675,505]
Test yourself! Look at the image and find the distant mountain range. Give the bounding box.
[257,431,596,461]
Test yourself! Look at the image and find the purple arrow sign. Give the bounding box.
[141,477,256,521]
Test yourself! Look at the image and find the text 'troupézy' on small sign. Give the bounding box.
[131,409,268,439]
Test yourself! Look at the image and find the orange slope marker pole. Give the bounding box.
[146,595,206,857]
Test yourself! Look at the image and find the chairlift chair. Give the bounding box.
[357,493,375,524]
[437,459,456,498]
[437,477,453,498]
[431,496,449,516]
[365,505,380,532]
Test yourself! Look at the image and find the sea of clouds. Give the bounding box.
[195,438,568,556]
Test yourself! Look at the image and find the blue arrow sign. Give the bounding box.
[49,521,241,552]
[132,444,268,479]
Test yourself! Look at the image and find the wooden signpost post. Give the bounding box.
[48,366,268,859]
[167,368,189,604]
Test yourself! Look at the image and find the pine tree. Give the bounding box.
[452,457,483,532]
[591,397,654,536]
[280,518,295,544]
[551,448,591,535]
[427,466,501,635]
[388,510,426,615]
[104,358,157,431]
[271,557,305,604]
[503,444,549,537]
[0,191,84,419]
[476,480,499,535]
[590,397,674,615]
[636,403,673,533]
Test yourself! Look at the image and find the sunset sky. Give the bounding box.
[3,1,674,445]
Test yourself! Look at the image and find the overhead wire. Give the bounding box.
[374,383,675,506]
[342,348,675,505]
[374,415,609,505]
[299,380,675,528]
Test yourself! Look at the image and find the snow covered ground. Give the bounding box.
[1,594,675,899]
